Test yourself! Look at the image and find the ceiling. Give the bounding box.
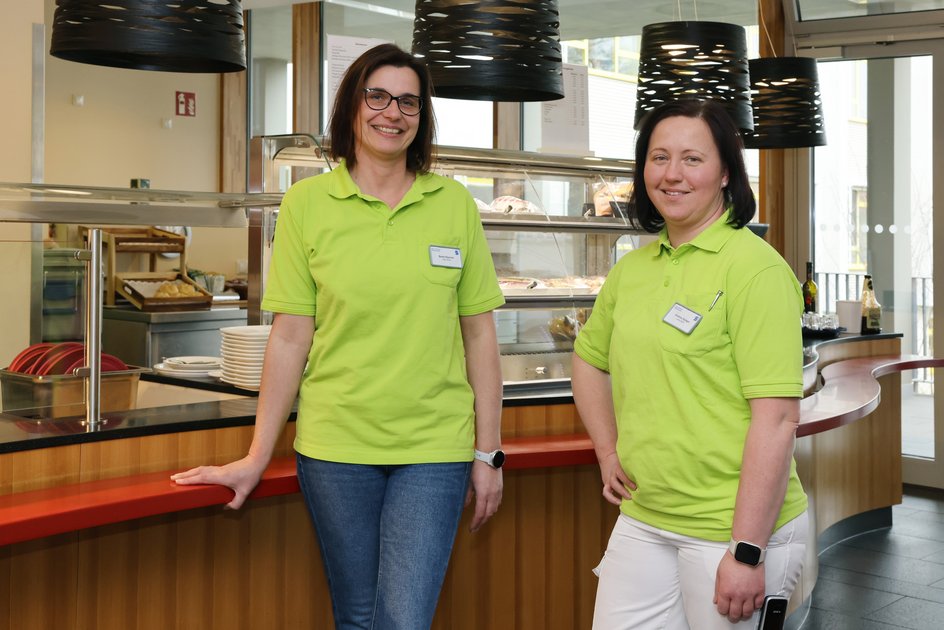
[243,0,759,62]
[242,0,944,61]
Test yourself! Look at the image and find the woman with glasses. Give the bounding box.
[173,44,505,629]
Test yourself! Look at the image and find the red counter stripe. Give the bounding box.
[3,354,942,547]
[0,434,596,546]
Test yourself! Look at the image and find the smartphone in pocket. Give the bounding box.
[757,595,788,630]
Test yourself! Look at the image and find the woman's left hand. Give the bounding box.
[466,461,503,533]
[713,552,766,622]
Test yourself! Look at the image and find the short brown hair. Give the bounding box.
[632,99,755,232]
[328,44,436,173]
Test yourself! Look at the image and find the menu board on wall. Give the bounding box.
[540,63,590,155]
[326,34,388,111]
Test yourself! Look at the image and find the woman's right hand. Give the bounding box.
[599,451,636,505]
[171,456,269,510]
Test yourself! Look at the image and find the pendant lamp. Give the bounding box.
[635,21,753,133]
[50,0,246,73]
[742,57,826,149]
[412,0,564,102]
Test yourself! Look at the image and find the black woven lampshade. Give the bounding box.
[635,21,752,133]
[412,0,564,102]
[50,0,246,73]
[742,57,826,149]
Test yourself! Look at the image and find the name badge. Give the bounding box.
[663,303,702,335]
[429,245,463,269]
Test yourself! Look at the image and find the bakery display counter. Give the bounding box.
[1,335,932,542]
[0,334,934,629]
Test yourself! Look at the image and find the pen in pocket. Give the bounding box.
[708,290,724,311]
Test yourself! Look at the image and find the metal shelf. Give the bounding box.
[502,294,597,308]
[257,134,636,178]
[0,182,281,227]
[481,212,642,234]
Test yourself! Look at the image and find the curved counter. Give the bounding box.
[0,333,935,629]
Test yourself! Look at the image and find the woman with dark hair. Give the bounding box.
[630,99,757,232]
[173,43,505,629]
[572,98,809,629]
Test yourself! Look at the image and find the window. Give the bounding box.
[849,186,868,270]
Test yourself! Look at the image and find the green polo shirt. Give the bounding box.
[574,211,808,540]
[262,161,505,464]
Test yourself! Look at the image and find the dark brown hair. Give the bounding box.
[327,43,436,173]
[632,99,755,232]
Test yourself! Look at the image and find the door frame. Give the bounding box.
[803,37,944,487]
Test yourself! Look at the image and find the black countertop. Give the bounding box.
[0,397,261,454]
[0,372,576,454]
[0,333,903,455]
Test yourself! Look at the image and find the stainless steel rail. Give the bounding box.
[85,229,102,429]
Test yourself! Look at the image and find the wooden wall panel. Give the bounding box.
[7,535,79,630]
[220,70,248,194]
[758,0,787,254]
[175,509,217,630]
[292,3,321,136]
[517,469,549,630]
[0,407,618,630]
[815,337,901,367]
[2,443,80,492]
[5,375,903,630]
[806,371,903,535]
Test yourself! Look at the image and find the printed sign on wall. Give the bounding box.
[540,64,590,155]
[176,91,196,117]
[326,35,386,113]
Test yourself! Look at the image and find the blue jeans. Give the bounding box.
[296,454,471,630]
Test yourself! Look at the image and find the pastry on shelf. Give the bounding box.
[489,196,541,214]
[592,181,633,217]
[547,308,591,341]
[498,277,539,293]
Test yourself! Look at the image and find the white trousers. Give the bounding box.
[592,511,808,630]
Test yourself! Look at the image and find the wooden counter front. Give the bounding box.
[0,405,610,630]
[0,335,936,629]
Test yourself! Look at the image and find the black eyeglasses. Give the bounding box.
[363,88,423,116]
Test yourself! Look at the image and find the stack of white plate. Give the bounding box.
[153,355,221,378]
[218,325,271,390]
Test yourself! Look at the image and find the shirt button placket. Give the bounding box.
[664,253,680,288]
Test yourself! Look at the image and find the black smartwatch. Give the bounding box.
[728,539,766,566]
[474,448,505,469]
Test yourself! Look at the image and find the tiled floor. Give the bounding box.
[786,485,944,629]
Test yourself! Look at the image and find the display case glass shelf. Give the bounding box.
[250,135,647,389]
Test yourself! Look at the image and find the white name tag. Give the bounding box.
[429,245,463,269]
[663,303,703,334]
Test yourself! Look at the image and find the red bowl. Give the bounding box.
[40,346,86,376]
[101,354,129,372]
[32,343,84,376]
[62,354,128,374]
[8,343,55,374]
[8,342,129,375]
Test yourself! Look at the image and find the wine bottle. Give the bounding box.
[802,261,818,313]
[860,275,882,335]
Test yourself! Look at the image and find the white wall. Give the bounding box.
[0,1,250,367]
[42,0,246,278]
[0,1,43,367]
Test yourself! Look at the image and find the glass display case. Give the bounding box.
[0,183,280,422]
[448,149,650,389]
[248,135,650,390]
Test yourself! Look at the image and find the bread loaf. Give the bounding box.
[154,281,199,298]
[592,181,633,217]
